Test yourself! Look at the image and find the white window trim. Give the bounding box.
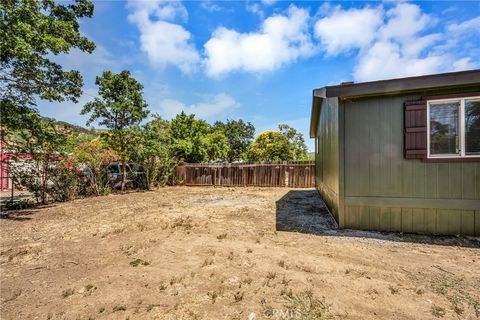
[427,95,480,159]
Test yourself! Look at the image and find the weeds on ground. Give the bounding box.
[120,244,138,256]
[281,287,293,298]
[233,291,244,302]
[129,258,150,267]
[282,290,334,320]
[83,284,97,296]
[2,199,34,211]
[98,186,111,196]
[296,264,315,273]
[217,233,227,240]
[431,305,446,318]
[169,275,184,285]
[267,272,277,280]
[429,273,480,317]
[263,272,277,287]
[159,281,167,291]
[170,216,194,230]
[61,288,75,298]
[281,275,291,286]
[113,305,126,312]
[201,258,214,267]
[207,291,218,304]
[388,285,399,295]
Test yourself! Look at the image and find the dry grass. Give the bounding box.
[1,187,479,320]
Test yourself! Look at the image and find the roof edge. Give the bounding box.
[309,88,326,138]
[316,69,480,99]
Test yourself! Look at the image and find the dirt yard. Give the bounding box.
[1,187,479,320]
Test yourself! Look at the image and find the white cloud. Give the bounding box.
[401,33,442,57]
[452,57,475,71]
[447,16,480,33]
[201,0,222,12]
[261,0,277,5]
[353,41,445,81]
[246,3,264,19]
[157,93,239,119]
[127,0,200,73]
[204,5,315,77]
[315,2,479,82]
[314,6,383,55]
[379,3,431,41]
[128,0,187,22]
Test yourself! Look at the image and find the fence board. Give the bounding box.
[177,162,315,188]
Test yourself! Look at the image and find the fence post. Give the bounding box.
[213,168,216,187]
[10,176,14,202]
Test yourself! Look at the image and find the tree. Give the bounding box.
[247,131,290,162]
[213,119,255,162]
[72,137,117,195]
[6,112,76,203]
[169,112,229,163]
[247,124,308,162]
[81,70,149,191]
[203,130,229,162]
[170,112,209,163]
[1,0,95,145]
[127,117,177,188]
[278,124,308,160]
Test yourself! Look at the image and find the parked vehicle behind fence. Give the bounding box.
[105,162,147,190]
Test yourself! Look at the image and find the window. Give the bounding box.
[427,96,480,158]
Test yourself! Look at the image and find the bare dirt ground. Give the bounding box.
[1,187,479,320]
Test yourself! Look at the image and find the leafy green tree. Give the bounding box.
[72,137,117,195]
[213,119,255,162]
[127,117,177,188]
[247,124,308,162]
[7,112,75,203]
[1,0,95,144]
[278,124,309,160]
[170,112,210,163]
[170,112,230,163]
[203,130,229,162]
[81,70,149,191]
[247,130,290,162]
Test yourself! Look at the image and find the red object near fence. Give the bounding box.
[1,143,34,191]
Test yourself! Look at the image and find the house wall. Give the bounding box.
[315,97,342,223]
[342,89,480,236]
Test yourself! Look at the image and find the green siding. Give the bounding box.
[339,88,480,236]
[344,206,479,236]
[344,94,480,200]
[315,97,341,223]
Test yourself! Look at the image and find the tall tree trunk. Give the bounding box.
[120,133,127,193]
[121,158,126,192]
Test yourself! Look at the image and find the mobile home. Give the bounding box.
[310,70,480,235]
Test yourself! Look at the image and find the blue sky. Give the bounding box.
[38,0,480,151]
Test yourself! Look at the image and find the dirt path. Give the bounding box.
[1,187,479,319]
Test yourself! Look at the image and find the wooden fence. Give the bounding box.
[176,162,315,188]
